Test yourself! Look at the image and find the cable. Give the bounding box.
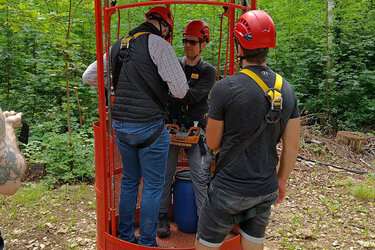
[297,155,374,175]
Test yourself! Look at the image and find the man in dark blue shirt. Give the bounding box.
[195,10,300,250]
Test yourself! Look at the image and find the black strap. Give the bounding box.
[198,135,207,156]
[214,119,268,175]
[137,122,165,149]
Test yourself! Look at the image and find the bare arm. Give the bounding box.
[0,108,27,196]
[275,117,300,204]
[206,117,224,151]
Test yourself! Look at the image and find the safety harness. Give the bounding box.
[112,32,150,91]
[113,31,166,149]
[213,68,283,176]
[210,69,283,224]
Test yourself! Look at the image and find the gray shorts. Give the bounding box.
[196,185,278,248]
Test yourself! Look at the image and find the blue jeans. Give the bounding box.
[113,119,170,247]
[159,135,211,216]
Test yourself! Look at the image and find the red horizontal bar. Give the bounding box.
[104,0,247,13]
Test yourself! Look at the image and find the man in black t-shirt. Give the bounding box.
[195,11,300,250]
[157,20,216,238]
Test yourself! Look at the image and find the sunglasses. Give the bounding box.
[182,38,201,46]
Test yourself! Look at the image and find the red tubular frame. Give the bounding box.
[93,0,257,249]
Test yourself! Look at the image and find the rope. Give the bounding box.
[117,9,121,40]
[216,12,225,82]
[224,19,230,78]
[297,155,374,175]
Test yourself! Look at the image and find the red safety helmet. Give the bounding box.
[183,20,210,43]
[145,6,174,32]
[234,10,276,50]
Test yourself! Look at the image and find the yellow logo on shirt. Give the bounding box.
[191,73,199,79]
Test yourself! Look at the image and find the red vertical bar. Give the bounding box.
[229,4,235,75]
[94,0,109,242]
[103,7,117,238]
[251,0,257,10]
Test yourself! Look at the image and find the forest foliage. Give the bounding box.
[0,0,374,183]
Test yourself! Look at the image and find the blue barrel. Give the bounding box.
[173,170,198,233]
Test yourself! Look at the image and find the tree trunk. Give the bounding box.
[325,0,332,125]
[65,0,73,136]
[6,6,10,101]
[73,87,83,128]
[336,131,366,152]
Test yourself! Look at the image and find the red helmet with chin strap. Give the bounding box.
[183,20,210,43]
[234,10,276,50]
[145,6,174,39]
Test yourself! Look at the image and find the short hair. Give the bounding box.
[242,48,269,64]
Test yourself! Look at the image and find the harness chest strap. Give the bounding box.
[240,68,283,105]
[120,32,150,49]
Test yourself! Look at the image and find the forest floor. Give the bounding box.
[0,126,374,249]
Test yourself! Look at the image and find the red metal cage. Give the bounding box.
[93,0,257,249]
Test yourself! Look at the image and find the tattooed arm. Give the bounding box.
[0,108,26,195]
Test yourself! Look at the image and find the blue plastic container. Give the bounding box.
[173,170,198,233]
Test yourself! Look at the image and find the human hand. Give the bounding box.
[274,180,287,205]
[3,111,23,129]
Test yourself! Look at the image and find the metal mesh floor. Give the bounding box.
[133,222,237,249]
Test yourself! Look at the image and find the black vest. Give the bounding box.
[111,23,169,122]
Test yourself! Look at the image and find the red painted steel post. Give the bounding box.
[229,1,235,75]
[251,0,257,10]
[94,0,108,246]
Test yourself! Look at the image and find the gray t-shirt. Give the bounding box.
[209,65,299,197]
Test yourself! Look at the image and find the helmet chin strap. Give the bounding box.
[157,20,165,38]
[186,43,202,62]
[149,15,169,39]
[187,54,199,61]
[236,56,243,64]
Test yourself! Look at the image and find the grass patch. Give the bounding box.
[334,176,354,187]
[0,182,50,209]
[348,174,375,201]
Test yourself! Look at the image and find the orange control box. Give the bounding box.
[166,124,201,149]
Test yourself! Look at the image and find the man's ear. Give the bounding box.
[162,27,170,37]
[237,44,244,57]
[200,42,207,51]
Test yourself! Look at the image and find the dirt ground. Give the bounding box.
[0,126,374,249]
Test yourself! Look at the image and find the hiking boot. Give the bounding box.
[157,213,170,238]
[130,236,139,244]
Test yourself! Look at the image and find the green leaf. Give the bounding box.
[0,0,7,9]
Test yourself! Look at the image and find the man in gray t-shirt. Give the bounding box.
[195,10,300,250]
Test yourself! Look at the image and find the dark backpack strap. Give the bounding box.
[137,122,165,149]
[214,119,268,175]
